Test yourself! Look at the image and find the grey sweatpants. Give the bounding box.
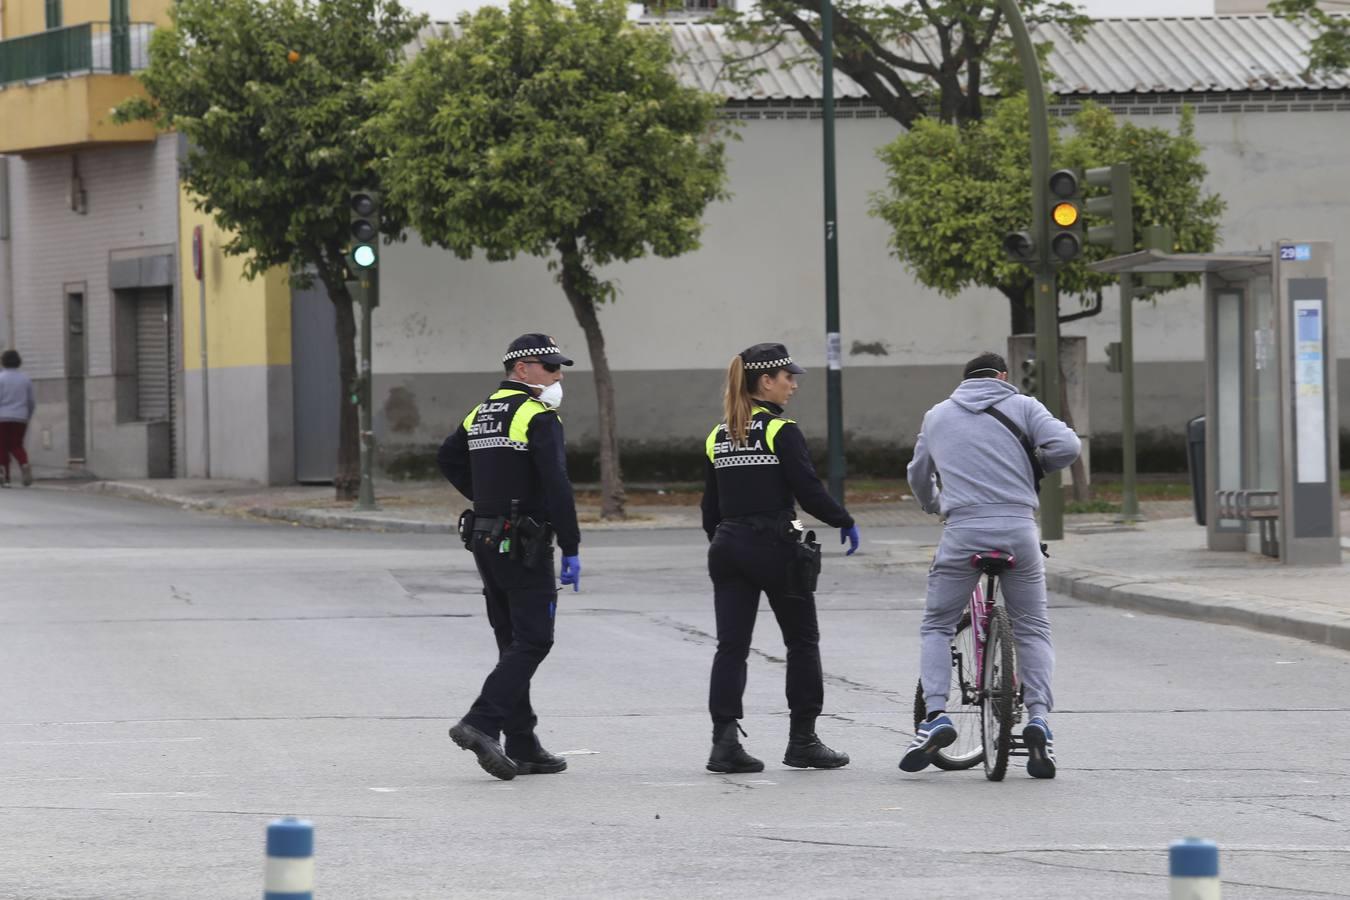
[920,513,1054,719]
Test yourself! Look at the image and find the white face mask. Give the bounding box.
[531,381,564,409]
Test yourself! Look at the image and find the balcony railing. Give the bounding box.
[0,21,153,89]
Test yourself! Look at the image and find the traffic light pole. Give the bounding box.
[1000,0,1063,539]
[1119,275,1139,520]
[821,0,846,502]
[355,271,378,512]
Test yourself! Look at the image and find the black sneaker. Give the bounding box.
[1022,716,1056,779]
[448,721,518,781]
[783,732,850,769]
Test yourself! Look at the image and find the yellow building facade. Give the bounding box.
[0,0,303,483]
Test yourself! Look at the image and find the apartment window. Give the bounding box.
[45,0,61,29]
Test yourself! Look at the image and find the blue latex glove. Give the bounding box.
[841,525,860,556]
[560,555,581,592]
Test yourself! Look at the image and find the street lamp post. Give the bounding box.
[998,0,1065,540]
[821,0,845,502]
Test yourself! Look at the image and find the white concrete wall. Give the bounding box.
[370,103,1350,457]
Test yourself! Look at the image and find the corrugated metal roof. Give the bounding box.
[411,15,1350,101]
[662,14,1350,100]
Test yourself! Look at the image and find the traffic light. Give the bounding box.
[1047,169,1082,263]
[1019,357,1038,395]
[1105,341,1122,373]
[1003,230,1036,263]
[1141,223,1177,289]
[349,190,380,270]
[1084,164,1133,254]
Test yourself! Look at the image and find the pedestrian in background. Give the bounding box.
[438,333,582,781]
[700,342,860,774]
[0,349,35,488]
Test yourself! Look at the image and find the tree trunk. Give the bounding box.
[317,268,359,501]
[558,244,626,520]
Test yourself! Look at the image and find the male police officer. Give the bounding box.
[439,333,582,781]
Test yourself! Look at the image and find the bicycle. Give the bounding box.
[912,549,1034,781]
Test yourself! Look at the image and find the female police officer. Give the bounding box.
[700,342,861,773]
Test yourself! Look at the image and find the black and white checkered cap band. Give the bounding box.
[744,356,793,371]
[503,346,562,363]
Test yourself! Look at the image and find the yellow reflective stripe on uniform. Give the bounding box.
[751,407,795,454]
[706,424,723,462]
[510,398,548,445]
[461,404,482,431]
[766,418,787,454]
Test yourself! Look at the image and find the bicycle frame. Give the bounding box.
[955,577,996,706]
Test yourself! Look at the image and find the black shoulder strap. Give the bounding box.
[983,405,1045,492]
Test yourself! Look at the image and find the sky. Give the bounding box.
[401,0,1218,21]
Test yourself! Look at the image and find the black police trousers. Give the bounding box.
[707,521,823,729]
[461,543,556,750]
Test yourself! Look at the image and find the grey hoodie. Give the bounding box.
[907,377,1081,519]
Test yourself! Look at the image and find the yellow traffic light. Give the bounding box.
[1052,201,1080,228]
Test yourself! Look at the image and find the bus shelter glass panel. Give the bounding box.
[1215,291,1244,528]
[1251,277,1280,494]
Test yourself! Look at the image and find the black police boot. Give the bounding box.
[783,728,850,769]
[448,720,518,781]
[505,733,568,775]
[706,721,764,774]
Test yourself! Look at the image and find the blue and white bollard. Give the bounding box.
[264,817,314,900]
[1169,837,1220,900]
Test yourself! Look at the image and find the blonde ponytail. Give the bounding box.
[722,355,755,446]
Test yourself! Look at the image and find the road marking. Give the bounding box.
[0,736,205,747]
[106,791,208,798]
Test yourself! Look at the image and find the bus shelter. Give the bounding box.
[1091,242,1339,565]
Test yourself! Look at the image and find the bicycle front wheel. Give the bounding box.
[913,609,983,770]
[980,605,1017,782]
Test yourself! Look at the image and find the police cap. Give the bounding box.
[740,342,805,374]
[503,333,574,367]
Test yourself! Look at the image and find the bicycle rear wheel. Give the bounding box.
[980,605,1017,781]
[913,609,983,770]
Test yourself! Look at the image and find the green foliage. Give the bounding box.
[869,97,1226,302]
[115,0,426,285]
[1269,0,1350,74]
[369,0,729,295]
[713,0,1088,127]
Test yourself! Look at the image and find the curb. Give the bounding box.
[1046,565,1350,652]
[79,480,703,534]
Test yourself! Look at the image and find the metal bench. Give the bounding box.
[1215,489,1280,558]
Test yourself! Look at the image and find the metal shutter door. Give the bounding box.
[136,293,170,421]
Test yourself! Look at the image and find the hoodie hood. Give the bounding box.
[950,377,1019,413]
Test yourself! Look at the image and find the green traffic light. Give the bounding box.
[353,245,376,268]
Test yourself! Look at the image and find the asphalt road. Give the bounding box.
[1,487,1347,898]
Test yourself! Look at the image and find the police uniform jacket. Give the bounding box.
[700,400,854,541]
[438,381,581,556]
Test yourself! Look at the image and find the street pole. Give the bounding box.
[1119,276,1139,521]
[355,271,378,511]
[999,0,1063,539]
[821,0,845,502]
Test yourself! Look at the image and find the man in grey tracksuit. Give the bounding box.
[900,352,1080,778]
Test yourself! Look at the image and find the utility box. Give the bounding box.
[1091,240,1340,564]
[1007,334,1090,488]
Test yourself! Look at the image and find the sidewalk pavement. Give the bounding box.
[56,478,1350,652]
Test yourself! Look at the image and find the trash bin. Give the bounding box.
[1185,415,1206,526]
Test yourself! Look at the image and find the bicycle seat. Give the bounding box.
[971,551,1015,575]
